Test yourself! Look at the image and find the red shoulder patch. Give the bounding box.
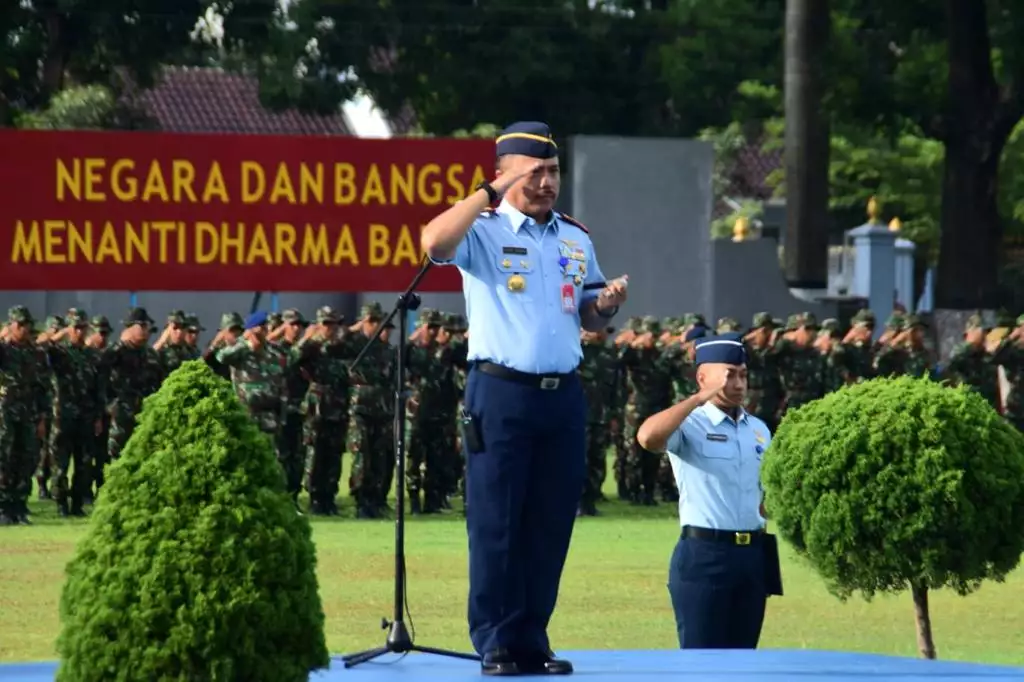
[558,213,589,233]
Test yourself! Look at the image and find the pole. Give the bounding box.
[342,257,478,668]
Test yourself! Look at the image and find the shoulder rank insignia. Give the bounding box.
[558,213,589,233]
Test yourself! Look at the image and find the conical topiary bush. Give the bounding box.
[55,360,330,682]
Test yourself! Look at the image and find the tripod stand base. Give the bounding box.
[342,619,480,668]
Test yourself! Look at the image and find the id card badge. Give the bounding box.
[561,283,576,313]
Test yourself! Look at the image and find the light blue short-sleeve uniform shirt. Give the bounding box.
[664,403,769,531]
[430,199,608,374]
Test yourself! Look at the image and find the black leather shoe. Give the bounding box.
[518,650,573,675]
[481,648,520,676]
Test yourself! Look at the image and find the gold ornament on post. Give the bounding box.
[867,196,881,225]
[732,216,751,242]
[889,217,902,232]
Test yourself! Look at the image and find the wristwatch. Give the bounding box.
[476,181,500,204]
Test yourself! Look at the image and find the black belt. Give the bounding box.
[474,361,575,390]
[682,525,764,546]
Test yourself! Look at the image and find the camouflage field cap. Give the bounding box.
[903,313,927,330]
[282,309,306,325]
[684,313,707,328]
[90,315,112,332]
[800,312,819,330]
[220,312,244,331]
[885,312,905,330]
[8,305,33,325]
[443,313,468,332]
[166,309,186,326]
[820,318,841,333]
[267,311,283,328]
[122,307,154,327]
[662,316,680,332]
[965,313,985,331]
[751,312,773,329]
[851,308,876,326]
[1017,313,1024,327]
[418,307,436,323]
[784,314,801,331]
[66,308,89,327]
[420,309,443,326]
[716,317,741,333]
[46,315,65,330]
[184,313,205,332]
[361,302,384,321]
[626,316,643,333]
[640,315,661,335]
[316,306,341,324]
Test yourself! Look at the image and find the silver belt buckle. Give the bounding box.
[539,377,560,390]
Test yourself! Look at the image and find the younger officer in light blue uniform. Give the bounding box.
[421,121,628,676]
[637,334,770,650]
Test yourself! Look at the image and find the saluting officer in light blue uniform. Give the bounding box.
[637,334,771,650]
[421,121,628,676]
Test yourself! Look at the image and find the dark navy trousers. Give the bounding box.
[667,536,768,649]
[463,367,587,656]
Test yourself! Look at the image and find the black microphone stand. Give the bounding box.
[341,257,480,668]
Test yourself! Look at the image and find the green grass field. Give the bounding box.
[2,459,1023,667]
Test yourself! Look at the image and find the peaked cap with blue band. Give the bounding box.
[244,310,268,330]
[694,334,747,366]
[496,121,558,159]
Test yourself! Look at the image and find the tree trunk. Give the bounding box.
[911,581,937,659]
[43,12,65,93]
[782,0,830,292]
[934,0,1017,310]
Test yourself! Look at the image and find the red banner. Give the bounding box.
[0,129,493,292]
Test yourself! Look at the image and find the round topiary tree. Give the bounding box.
[56,360,330,682]
[762,375,1024,660]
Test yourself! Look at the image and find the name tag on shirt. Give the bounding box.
[706,433,728,442]
[561,283,576,313]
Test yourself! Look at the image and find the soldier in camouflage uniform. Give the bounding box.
[438,312,469,504]
[269,309,310,505]
[86,315,112,499]
[0,306,51,525]
[268,312,284,333]
[771,312,825,420]
[215,310,287,445]
[742,313,783,432]
[405,308,451,514]
[154,310,200,374]
[100,308,165,463]
[835,308,876,385]
[815,318,847,392]
[943,313,1000,409]
[611,316,642,500]
[578,325,617,516]
[621,316,674,505]
[39,309,101,517]
[874,314,935,378]
[346,303,396,518]
[204,312,244,381]
[291,307,350,516]
[991,313,1024,431]
[182,313,204,351]
[34,314,64,499]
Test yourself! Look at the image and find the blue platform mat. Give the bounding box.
[3,650,1024,681]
